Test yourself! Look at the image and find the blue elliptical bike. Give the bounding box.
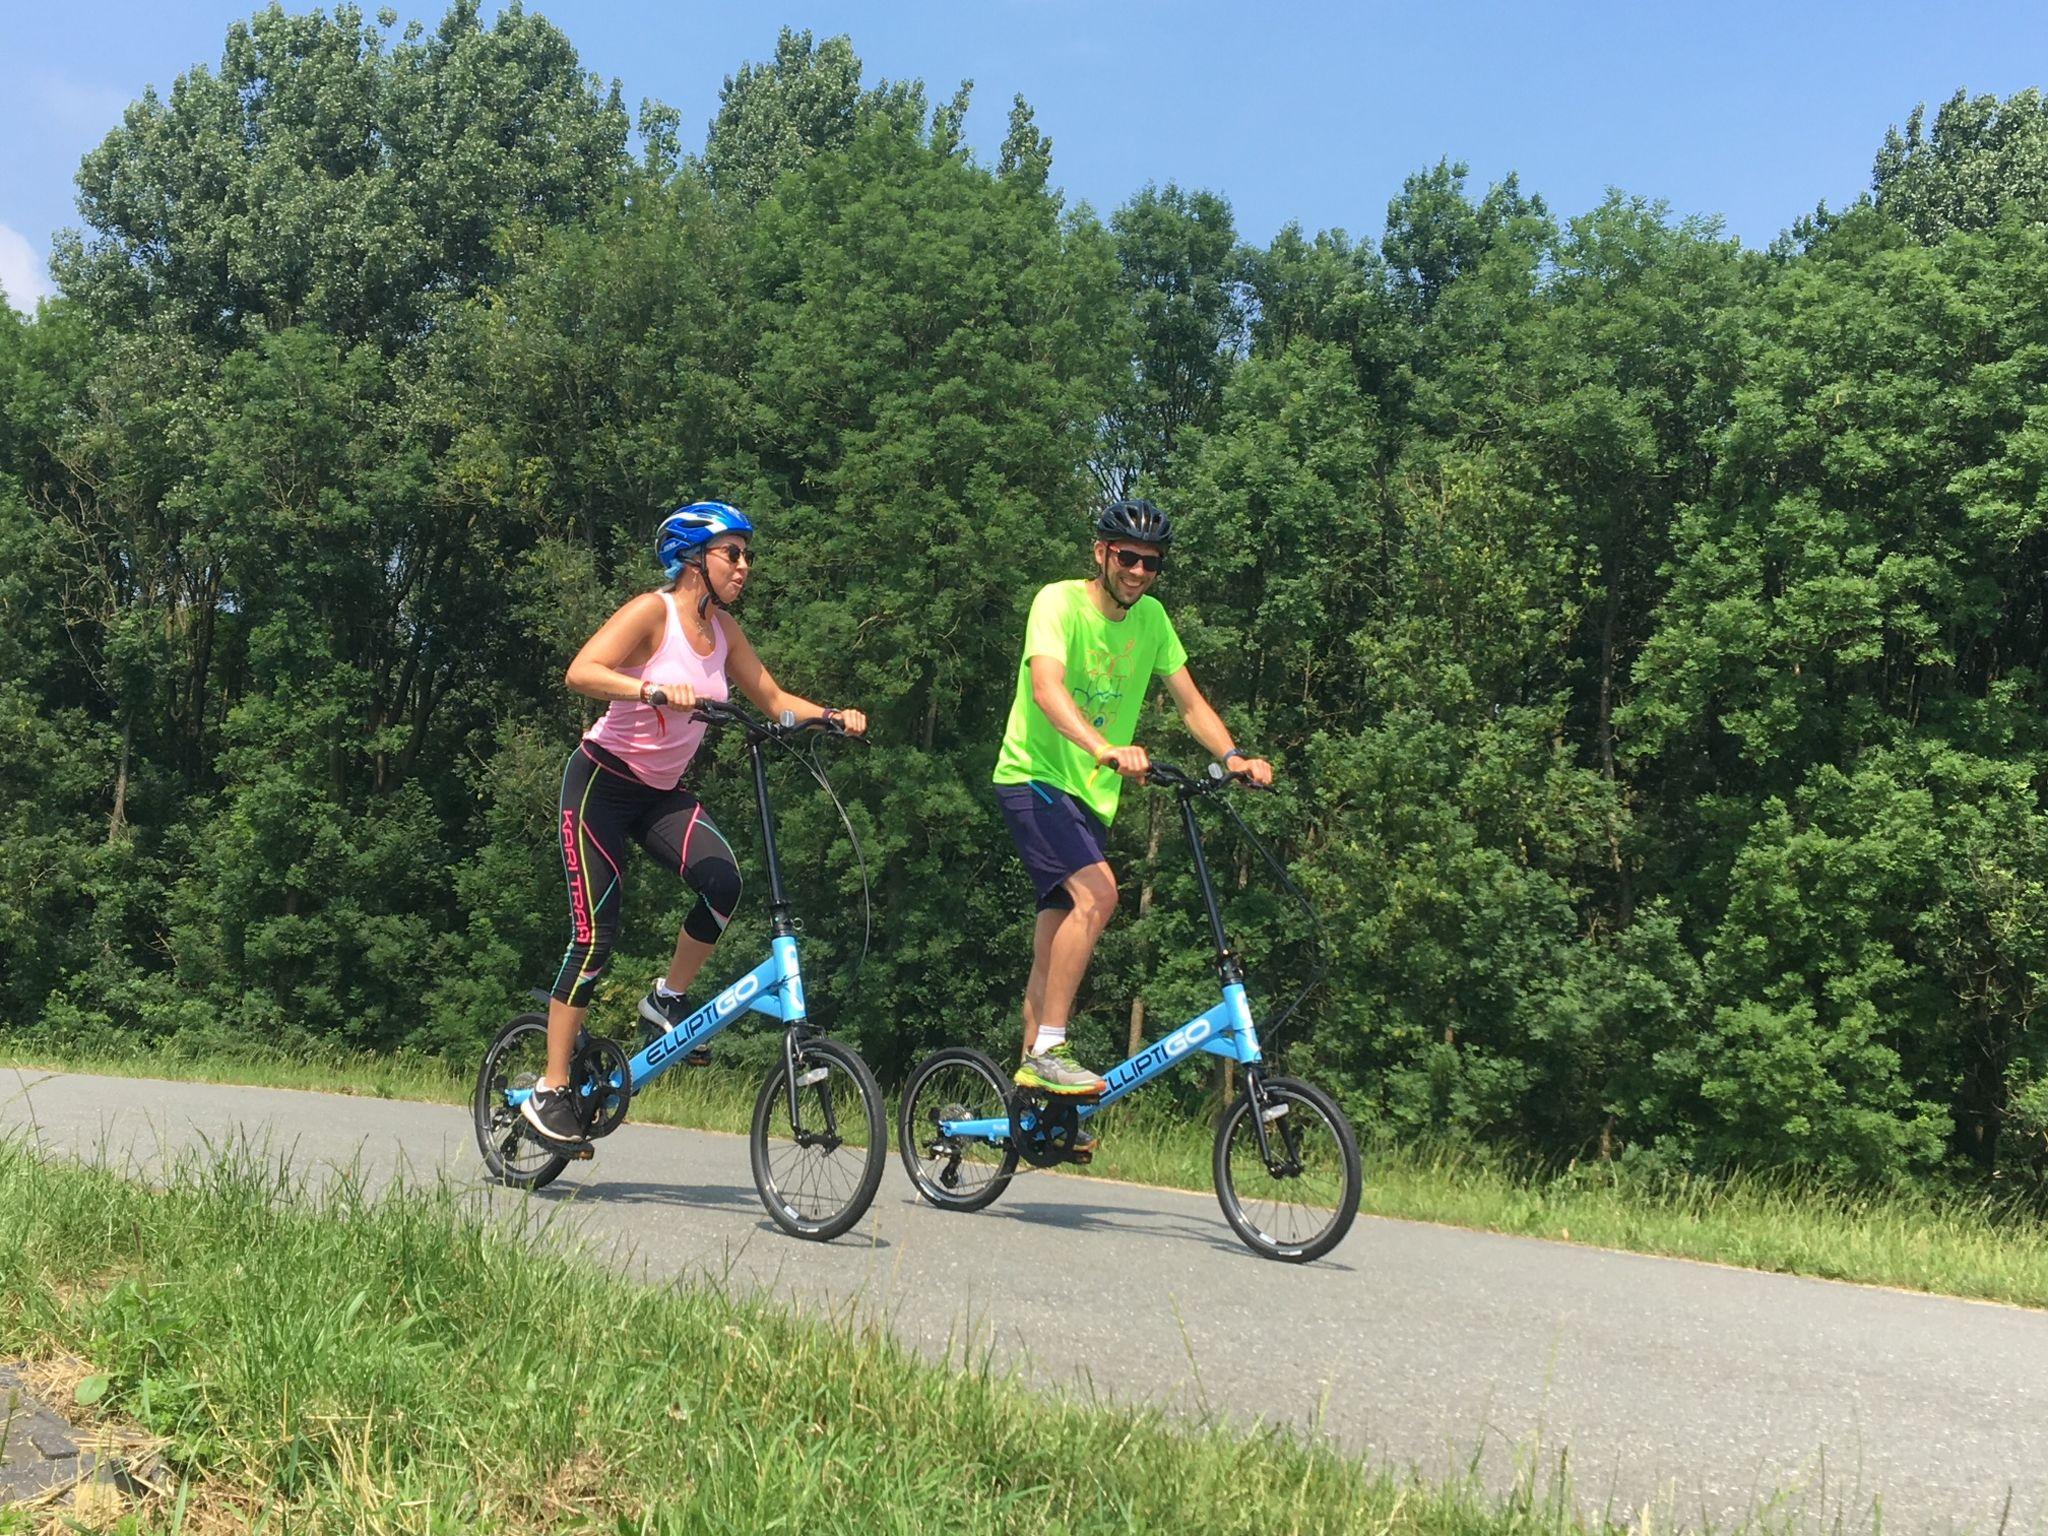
[473,701,886,1242]
[898,762,1362,1263]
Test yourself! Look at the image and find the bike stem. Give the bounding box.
[747,736,796,938]
[1178,790,1244,989]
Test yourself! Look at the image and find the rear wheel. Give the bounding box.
[474,1013,571,1191]
[750,1036,887,1241]
[897,1047,1018,1212]
[1213,1074,1360,1263]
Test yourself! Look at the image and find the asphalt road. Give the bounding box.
[4,1068,2045,1534]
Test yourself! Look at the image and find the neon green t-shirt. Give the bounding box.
[992,579,1188,826]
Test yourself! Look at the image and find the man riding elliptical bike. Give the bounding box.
[991,499,1275,1117]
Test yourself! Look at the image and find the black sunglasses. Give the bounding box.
[708,544,753,566]
[1109,547,1163,573]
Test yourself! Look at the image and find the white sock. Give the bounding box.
[656,980,685,1001]
[1034,1024,1066,1054]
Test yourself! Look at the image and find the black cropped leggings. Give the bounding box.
[550,743,743,1008]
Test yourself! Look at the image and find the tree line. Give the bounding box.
[3,3,2045,1188]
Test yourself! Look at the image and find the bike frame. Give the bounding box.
[506,723,820,1115]
[939,768,1271,1146]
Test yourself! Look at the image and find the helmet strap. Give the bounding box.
[1095,550,1135,612]
[676,555,730,618]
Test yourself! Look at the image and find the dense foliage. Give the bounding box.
[4,6,2045,1188]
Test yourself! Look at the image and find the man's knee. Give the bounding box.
[1066,866,1118,927]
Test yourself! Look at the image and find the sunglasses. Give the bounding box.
[708,544,753,567]
[1108,546,1164,573]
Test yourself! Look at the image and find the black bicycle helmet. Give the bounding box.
[1094,498,1173,547]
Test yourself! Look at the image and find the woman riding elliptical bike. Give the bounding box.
[521,501,868,1146]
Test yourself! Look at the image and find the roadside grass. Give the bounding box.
[9,1044,2048,1311]
[0,1137,1604,1535]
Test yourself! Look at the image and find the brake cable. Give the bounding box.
[760,720,874,1002]
[1210,782,1329,1058]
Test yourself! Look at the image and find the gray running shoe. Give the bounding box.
[1015,1041,1107,1096]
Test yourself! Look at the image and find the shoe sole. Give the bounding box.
[1012,1072,1106,1097]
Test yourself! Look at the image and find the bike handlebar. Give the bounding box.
[686,698,865,743]
[1143,760,1269,794]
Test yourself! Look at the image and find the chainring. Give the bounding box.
[570,1035,634,1138]
[1006,1086,1088,1168]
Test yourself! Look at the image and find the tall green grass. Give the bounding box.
[0,1137,1608,1534]
[11,1043,2048,1310]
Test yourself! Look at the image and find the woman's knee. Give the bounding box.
[679,855,741,945]
[688,856,742,928]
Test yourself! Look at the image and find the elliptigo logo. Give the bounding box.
[1121,1016,1215,1084]
[714,974,761,1018]
[648,975,763,1071]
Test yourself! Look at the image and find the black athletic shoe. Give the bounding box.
[639,985,713,1066]
[519,1085,587,1145]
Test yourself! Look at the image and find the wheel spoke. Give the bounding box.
[752,1041,885,1238]
[473,1018,571,1190]
[1218,1080,1360,1261]
[905,1061,1010,1201]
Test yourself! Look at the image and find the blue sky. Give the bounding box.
[4,0,2045,311]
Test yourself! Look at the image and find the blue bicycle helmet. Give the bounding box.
[656,501,754,579]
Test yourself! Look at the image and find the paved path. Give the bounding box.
[4,1068,2045,1534]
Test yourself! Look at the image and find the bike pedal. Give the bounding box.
[567,1145,596,1161]
[794,1066,831,1088]
[1064,1148,1094,1165]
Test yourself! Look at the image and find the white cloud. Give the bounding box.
[0,224,56,314]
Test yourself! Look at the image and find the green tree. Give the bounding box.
[1098,184,1245,493]
[731,93,1124,1074]
[1874,89,2048,241]
[56,1,629,349]
[703,29,866,208]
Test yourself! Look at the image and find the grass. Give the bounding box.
[0,1136,1609,1535]
[9,1041,2048,1311]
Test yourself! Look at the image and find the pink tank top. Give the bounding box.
[583,592,731,790]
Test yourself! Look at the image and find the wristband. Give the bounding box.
[1225,747,1249,763]
[822,706,842,723]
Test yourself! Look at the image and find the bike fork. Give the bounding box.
[782,1028,840,1144]
[1243,1068,1300,1176]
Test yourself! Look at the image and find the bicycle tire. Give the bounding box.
[1212,1074,1360,1263]
[750,1036,887,1241]
[897,1046,1019,1212]
[474,1012,571,1191]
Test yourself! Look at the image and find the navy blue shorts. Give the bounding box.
[996,782,1111,912]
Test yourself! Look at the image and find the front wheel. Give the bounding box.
[473,1013,571,1192]
[897,1047,1019,1212]
[1213,1074,1361,1263]
[750,1035,887,1241]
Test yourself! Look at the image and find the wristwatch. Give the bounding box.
[1224,747,1250,763]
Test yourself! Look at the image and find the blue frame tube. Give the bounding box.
[632,942,809,1085]
[941,983,1261,1143]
